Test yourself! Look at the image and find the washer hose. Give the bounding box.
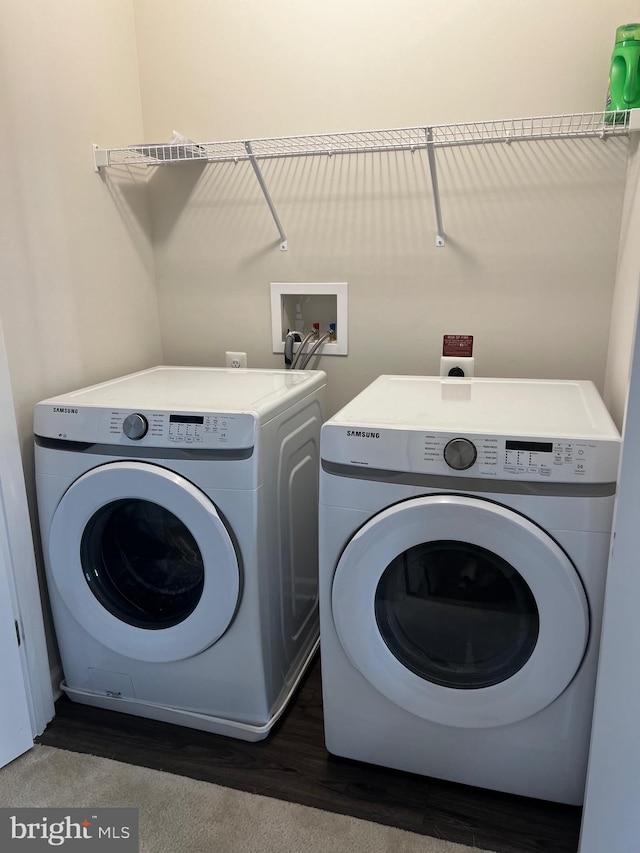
[299,331,331,369]
[290,331,317,369]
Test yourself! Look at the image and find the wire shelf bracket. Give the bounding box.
[92,109,638,249]
[425,127,445,247]
[244,141,288,251]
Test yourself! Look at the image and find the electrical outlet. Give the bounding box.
[226,351,247,369]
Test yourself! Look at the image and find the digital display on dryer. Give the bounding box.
[169,415,204,424]
[505,440,553,453]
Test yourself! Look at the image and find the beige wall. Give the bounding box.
[1,0,162,442]
[133,0,640,139]
[133,0,638,417]
[0,1,163,676]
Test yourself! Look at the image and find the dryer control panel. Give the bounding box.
[427,433,599,480]
[321,424,621,484]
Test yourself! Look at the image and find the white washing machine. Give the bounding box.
[319,375,620,804]
[35,366,325,741]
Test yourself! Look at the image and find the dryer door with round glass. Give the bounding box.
[332,494,589,728]
[48,461,240,663]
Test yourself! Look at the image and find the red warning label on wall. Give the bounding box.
[442,335,474,357]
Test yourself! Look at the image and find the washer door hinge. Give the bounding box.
[14,620,21,647]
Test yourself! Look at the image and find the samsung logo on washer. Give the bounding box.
[346,430,381,439]
[52,407,78,414]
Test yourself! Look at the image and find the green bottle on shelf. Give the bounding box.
[606,23,640,122]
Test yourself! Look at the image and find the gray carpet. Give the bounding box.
[0,745,496,852]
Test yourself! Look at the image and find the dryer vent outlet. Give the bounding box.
[440,356,475,377]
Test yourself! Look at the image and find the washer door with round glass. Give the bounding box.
[332,494,589,728]
[48,461,240,663]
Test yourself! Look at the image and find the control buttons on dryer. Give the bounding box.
[443,437,478,470]
[122,413,148,440]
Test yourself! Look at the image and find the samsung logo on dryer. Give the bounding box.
[346,430,381,439]
[52,407,79,414]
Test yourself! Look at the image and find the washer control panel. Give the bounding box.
[105,410,256,449]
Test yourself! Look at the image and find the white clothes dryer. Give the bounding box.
[35,366,325,741]
[319,376,620,803]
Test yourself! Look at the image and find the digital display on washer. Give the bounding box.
[169,415,204,424]
[505,440,553,453]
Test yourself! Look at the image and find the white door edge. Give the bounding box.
[0,506,34,766]
[0,319,54,761]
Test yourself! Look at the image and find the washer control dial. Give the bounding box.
[122,413,148,441]
[443,437,477,470]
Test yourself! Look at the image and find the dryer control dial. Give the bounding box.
[122,413,148,441]
[443,437,477,470]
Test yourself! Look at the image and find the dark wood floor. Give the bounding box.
[37,654,582,853]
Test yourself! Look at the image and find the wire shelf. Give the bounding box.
[95,111,632,169]
[92,110,636,251]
